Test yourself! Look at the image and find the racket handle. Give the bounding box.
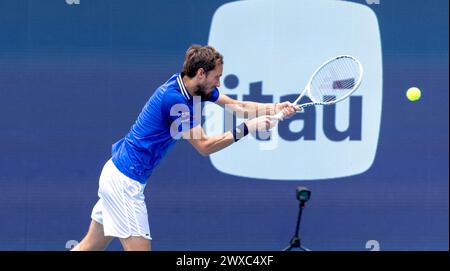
[273,111,285,121]
[273,102,303,121]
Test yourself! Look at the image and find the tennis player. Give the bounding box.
[72,45,298,251]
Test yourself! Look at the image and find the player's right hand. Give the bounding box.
[245,116,276,135]
[275,101,301,120]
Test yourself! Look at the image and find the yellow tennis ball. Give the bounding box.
[406,87,421,101]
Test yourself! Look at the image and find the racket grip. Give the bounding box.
[273,111,285,121]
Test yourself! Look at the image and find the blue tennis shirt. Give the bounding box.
[111,73,220,184]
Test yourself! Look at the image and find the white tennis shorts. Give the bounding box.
[91,159,151,240]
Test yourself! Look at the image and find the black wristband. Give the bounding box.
[233,122,249,142]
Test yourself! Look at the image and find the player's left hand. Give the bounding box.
[275,102,302,120]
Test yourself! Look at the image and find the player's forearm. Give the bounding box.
[196,131,235,156]
[237,101,276,117]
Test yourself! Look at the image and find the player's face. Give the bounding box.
[196,62,222,98]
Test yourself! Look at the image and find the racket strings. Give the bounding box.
[309,57,361,103]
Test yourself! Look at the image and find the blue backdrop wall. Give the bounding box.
[0,0,448,250]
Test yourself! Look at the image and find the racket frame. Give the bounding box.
[295,55,364,108]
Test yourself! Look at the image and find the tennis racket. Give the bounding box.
[274,55,363,120]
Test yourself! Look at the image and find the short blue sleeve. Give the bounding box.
[161,91,199,134]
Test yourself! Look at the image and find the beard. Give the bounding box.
[194,85,211,100]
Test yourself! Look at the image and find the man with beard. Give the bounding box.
[72,45,298,251]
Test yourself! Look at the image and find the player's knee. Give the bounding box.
[120,237,151,251]
[72,238,110,251]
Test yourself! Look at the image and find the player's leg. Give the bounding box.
[119,236,151,251]
[72,220,113,251]
[117,186,152,251]
[98,159,152,251]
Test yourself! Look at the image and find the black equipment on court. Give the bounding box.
[283,186,311,251]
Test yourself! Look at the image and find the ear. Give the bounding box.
[197,68,205,79]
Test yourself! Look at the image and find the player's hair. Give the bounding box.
[182,45,223,78]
